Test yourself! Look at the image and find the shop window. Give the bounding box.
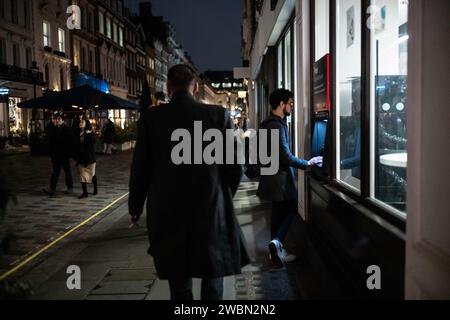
[370,0,408,214]
[335,0,362,191]
[9,97,23,132]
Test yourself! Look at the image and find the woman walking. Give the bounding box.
[77,119,98,199]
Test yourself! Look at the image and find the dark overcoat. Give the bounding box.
[76,132,96,166]
[257,115,309,202]
[48,123,73,161]
[129,92,250,280]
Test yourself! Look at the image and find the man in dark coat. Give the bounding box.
[257,89,322,268]
[128,65,250,301]
[102,119,115,155]
[43,115,74,196]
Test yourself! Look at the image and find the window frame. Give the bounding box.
[311,0,406,228]
[276,15,296,152]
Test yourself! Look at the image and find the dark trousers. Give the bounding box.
[271,199,297,243]
[168,277,224,301]
[50,158,73,191]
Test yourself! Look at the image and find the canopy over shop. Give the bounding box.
[18,85,140,131]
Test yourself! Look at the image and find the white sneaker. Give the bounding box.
[268,239,284,268]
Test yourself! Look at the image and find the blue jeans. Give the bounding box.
[271,199,297,243]
[168,277,224,301]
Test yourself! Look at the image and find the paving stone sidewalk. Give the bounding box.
[0,151,133,279]
[27,180,298,300]
[0,149,299,300]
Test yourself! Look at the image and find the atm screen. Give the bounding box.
[312,120,328,158]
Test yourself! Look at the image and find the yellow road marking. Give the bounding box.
[0,192,129,282]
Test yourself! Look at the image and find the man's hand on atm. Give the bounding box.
[308,156,324,168]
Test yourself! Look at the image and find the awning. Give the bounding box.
[18,85,140,111]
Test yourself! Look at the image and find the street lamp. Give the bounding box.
[30,61,39,133]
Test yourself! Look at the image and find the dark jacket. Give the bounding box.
[257,114,309,202]
[48,123,73,161]
[76,131,96,166]
[129,92,250,280]
[102,121,115,144]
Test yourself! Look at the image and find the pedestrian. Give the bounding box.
[257,89,323,268]
[43,114,74,196]
[102,118,115,155]
[76,119,98,199]
[129,64,250,301]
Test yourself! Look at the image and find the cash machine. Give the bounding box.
[311,54,332,178]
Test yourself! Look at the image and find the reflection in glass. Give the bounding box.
[370,0,408,213]
[336,0,362,190]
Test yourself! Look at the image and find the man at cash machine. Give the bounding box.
[257,89,323,268]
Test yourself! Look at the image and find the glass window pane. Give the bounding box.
[277,42,283,88]
[284,29,292,91]
[58,28,65,52]
[315,0,330,62]
[370,0,408,213]
[113,23,117,43]
[106,17,111,39]
[336,0,362,191]
[99,12,104,34]
[43,21,50,47]
[119,27,123,47]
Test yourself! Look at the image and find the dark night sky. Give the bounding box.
[124,0,242,72]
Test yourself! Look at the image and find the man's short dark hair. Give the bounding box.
[269,89,294,110]
[168,64,196,90]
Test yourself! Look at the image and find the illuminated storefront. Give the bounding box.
[245,0,415,299]
[304,0,409,298]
